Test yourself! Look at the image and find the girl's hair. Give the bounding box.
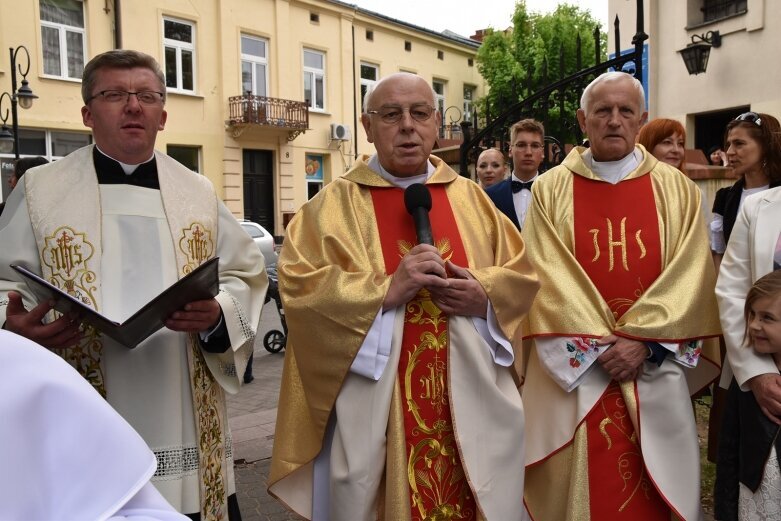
[724,112,781,184]
[637,118,687,174]
[743,269,781,346]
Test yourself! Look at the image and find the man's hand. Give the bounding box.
[747,373,781,425]
[428,262,487,317]
[4,291,82,349]
[165,298,222,333]
[597,335,647,382]
[384,244,449,310]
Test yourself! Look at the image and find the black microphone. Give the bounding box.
[404,183,434,246]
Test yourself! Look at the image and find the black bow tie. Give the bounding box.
[511,180,533,193]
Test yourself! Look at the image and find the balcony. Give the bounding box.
[227,93,309,141]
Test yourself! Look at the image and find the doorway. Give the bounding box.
[243,149,274,234]
[694,106,749,159]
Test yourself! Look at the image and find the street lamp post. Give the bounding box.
[0,45,39,159]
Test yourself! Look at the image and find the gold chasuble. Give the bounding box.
[370,185,476,520]
[522,146,721,521]
[269,155,538,521]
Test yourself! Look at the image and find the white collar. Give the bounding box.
[582,148,642,185]
[511,172,539,183]
[96,145,155,175]
[368,154,433,188]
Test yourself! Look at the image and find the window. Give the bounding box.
[360,62,379,109]
[305,154,324,199]
[702,0,747,22]
[1,128,91,200]
[303,49,325,111]
[241,35,268,97]
[433,80,446,116]
[167,145,201,173]
[163,17,196,93]
[310,12,319,23]
[468,58,474,67]
[39,0,85,79]
[366,29,374,41]
[463,85,476,123]
[437,50,444,60]
[404,41,412,52]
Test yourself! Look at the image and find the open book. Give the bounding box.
[11,257,219,349]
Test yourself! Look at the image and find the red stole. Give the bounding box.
[370,184,477,521]
[573,174,670,519]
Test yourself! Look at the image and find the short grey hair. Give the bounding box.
[580,71,645,114]
[362,72,437,113]
[81,50,166,105]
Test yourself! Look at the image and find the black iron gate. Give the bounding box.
[459,0,648,176]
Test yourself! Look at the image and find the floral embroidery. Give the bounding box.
[677,340,702,366]
[567,337,599,368]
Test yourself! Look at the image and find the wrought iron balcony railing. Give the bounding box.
[227,94,309,140]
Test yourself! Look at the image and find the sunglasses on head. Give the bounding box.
[734,112,762,127]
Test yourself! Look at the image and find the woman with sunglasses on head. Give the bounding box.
[711,112,781,267]
[638,118,687,173]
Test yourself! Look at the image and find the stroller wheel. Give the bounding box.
[263,330,286,353]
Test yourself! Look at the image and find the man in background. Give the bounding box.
[486,118,545,229]
[0,156,48,216]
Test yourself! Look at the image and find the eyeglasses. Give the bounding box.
[88,90,165,105]
[734,112,762,127]
[366,104,436,124]
[513,142,544,151]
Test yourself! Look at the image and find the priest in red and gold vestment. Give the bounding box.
[521,72,721,521]
[269,73,539,520]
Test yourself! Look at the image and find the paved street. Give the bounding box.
[227,300,302,520]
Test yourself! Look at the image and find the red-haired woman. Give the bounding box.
[638,118,687,173]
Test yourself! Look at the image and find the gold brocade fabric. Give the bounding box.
[269,155,538,517]
[523,145,721,344]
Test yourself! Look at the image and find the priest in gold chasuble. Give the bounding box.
[521,72,721,521]
[269,73,539,520]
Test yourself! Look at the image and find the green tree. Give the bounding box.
[476,1,607,142]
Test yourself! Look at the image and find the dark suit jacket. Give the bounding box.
[486,178,520,230]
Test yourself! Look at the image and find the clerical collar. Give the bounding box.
[95,146,154,174]
[582,147,642,185]
[93,147,160,189]
[511,172,538,184]
[368,154,433,189]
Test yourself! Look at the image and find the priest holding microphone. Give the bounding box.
[268,72,539,520]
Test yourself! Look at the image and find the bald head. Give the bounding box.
[360,73,442,177]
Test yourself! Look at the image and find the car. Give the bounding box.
[238,219,278,267]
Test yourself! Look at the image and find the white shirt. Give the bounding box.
[511,171,539,228]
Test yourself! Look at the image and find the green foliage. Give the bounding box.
[475,1,607,142]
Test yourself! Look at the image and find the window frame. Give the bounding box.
[167,145,202,174]
[432,80,446,116]
[240,34,269,97]
[360,62,379,110]
[39,0,86,80]
[303,48,326,112]
[163,16,197,94]
[463,85,476,123]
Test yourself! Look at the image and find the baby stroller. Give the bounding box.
[263,266,287,353]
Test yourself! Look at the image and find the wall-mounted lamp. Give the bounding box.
[679,30,721,75]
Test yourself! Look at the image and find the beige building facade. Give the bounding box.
[609,0,781,151]
[1,0,483,237]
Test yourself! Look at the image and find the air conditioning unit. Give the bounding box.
[330,123,351,141]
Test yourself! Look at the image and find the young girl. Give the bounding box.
[715,269,781,521]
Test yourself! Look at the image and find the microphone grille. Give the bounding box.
[404,183,432,214]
